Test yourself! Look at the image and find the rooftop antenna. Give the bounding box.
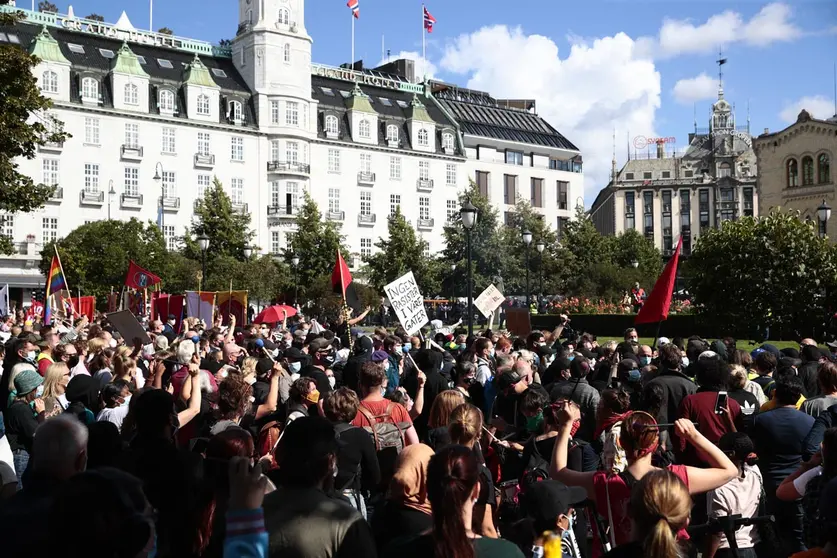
[747,99,751,133]
[693,103,697,134]
[717,48,727,99]
[626,130,631,162]
[611,127,617,184]
[381,35,385,63]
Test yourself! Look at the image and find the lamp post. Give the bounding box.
[817,199,832,239]
[450,263,456,301]
[197,234,209,290]
[536,240,545,299]
[291,255,300,305]
[153,162,164,238]
[243,246,253,259]
[107,180,115,220]
[631,259,639,269]
[522,229,532,306]
[460,200,478,337]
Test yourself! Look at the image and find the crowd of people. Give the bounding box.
[1,308,837,558]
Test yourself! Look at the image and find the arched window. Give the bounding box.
[818,153,831,184]
[277,8,290,25]
[159,89,175,112]
[787,159,799,188]
[124,83,138,105]
[41,70,58,94]
[358,119,370,139]
[283,43,291,63]
[442,132,454,151]
[196,94,211,116]
[802,156,814,186]
[81,77,98,101]
[387,125,399,144]
[229,100,243,122]
[718,162,731,178]
[418,128,429,146]
[325,114,339,136]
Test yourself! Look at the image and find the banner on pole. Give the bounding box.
[383,271,429,335]
[474,284,505,319]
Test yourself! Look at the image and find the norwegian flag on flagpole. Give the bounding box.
[347,0,359,18]
[423,5,436,32]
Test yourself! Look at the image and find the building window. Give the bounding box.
[802,156,815,186]
[124,83,138,105]
[270,182,281,207]
[818,154,831,184]
[643,191,653,238]
[625,191,635,230]
[271,231,281,255]
[285,101,299,126]
[84,117,100,145]
[81,77,98,101]
[197,132,211,156]
[124,123,139,148]
[504,212,513,226]
[556,217,568,241]
[743,187,754,217]
[390,194,401,216]
[442,133,454,151]
[161,171,176,198]
[624,172,634,180]
[41,70,58,94]
[503,175,517,204]
[43,217,58,244]
[360,191,372,216]
[419,197,430,220]
[787,159,799,188]
[530,178,543,208]
[419,161,430,181]
[196,94,210,116]
[386,124,399,144]
[662,191,672,250]
[270,101,280,124]
[699,189,710,230]
[1,215,13,239]
[83,163,99,192]
[680,189,691,231]
[417,128,429,146]
[476,171,490,198]
[684,170,694,178]
[390,156,401,180]
[358,119,371,139]
[718,162,732,178]
[360,238,372,258]
[158,89,175,112]
[285,181,299,209]
[197,174,210,198]
[231,137,244,161]
[446,164,456,186]
[325,115,339,136]
[328,188,340,213]
[163,225,176,251]
[124,167,139,196]
[277,7,290,25]
[328,148,340,173]
[283,43,291,63]
[662,190,672,214]
[42,158,59,187]
[280,142,296,165]
[719,188,736,222]
[446,200,458,222]
[643,172,652,180]
[360,153,372,174]
[506,150,523,166]
[161,127,176,153]
[229,100,243,122]
[661,171,671,179]
[230,178,244,205]
[557,180,568,210]
[550,159,571,171]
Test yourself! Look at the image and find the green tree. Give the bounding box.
[84,13,104,21]
[157,27,173,35]
[202,255,287,303]
[183,177,255,263]
[37,1,57,13]
[686,210,837,339]
[286,191,348,294]
[0,10,70,254]
[611,228,663,276]
[365,207,440,295]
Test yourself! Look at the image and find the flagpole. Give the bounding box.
[54,246,76,316]
[421,4,426,81]
[351,10,355,73]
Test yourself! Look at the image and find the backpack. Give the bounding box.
[357,402,409,487]
[601,421,627,475]
[255,410,305,468]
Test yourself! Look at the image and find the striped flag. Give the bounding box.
[423,6,436,32]
[347,0,359,19]
[44,254,68,324]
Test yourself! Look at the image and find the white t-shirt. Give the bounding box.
[96,405,130,431]
[792,465,823,496]
[707,464,763,549]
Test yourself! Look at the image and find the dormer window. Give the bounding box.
[418,128,429,147]
[229,100,243,123]
[159,89,175,113]
[325,114,339,137]
[283,44,291,63]
[124,83,138,106]
[197,94,211,116]
[387,124,399,144]
[41,70,58,94]
[442,132,454,152]
[81,77,99,102]
[358,119,371,139]
[278,8,290,25]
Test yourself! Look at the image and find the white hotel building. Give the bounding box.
[0,0,583,304]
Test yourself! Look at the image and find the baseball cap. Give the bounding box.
[283,347,306,361]
[826,341,837,350]
[309,337,332,352]
[497,370,523,392]
[371,350,389,363]
[522,480,587,531]
[658,337,671,346]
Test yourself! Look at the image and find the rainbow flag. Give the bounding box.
[44,254,68,324]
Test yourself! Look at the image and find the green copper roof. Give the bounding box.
[29,26,69,64]
[408,94,434,123]
[346,83,375,114]
[183,54,217,88]
[111,42,149,77]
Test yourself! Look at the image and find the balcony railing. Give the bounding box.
[194,153,216,167]
[267,205,298,224]
[357,171,376,185]
[121,193,143,207]
[39,140,64,152]
[416,178,434,192]
[79,190,104,205]
[719,200,738,210]
[231,202,248,214]
[326,210,345,222]
[159,196,181,210]
[47,187,63,203]
[267,161,310,174]
[417,218,434,229]
[358,213,376,226]
[121,145,144,160]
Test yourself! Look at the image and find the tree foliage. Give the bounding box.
[157,27,173,35]
[0,10,70,254]
[202,255,286,303]
[84,13,104,21]
[37,1,57,13]
[183,177,254,263]
[286,191,348,293]
[686,210,837,339]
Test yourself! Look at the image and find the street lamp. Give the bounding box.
[460,200,478,337]
[243,246,253,259]
[536,240,545,299]
[450,263,457,301]
[197,234,209,290]
[153,162,164,237]
[107,180,115,220]
[631,259,639,269]
[817,199,832,238]
[291,255,300,304]
[522,230,532,307]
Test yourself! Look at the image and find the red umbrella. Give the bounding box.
[254,304,297,323]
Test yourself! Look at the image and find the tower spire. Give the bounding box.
[611,127,617,184]
[717,48,727,100]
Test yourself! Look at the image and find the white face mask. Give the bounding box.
[289,362,302,373]
[328,376,336,389]
[26,351,37,362]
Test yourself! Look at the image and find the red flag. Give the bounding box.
[331,250,353,299]
[125,261,162,290]
[347,0,359,18]
[69,296,95,322]
[635,237,682,325]
[423,6,436,32]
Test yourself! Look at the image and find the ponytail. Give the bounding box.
[427,445,479,558]
[647,516,681,558]
[629,469,691,558]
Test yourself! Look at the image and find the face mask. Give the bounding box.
[328,376,336,389]
[459,343,467,351]
[289,361,302,373]
[322,353,336,367]
[681,356,690,367]
[464,376,476,386]
[525,411,544,433]
[567,355,575,362]
[489,349,496,358]
[304,389,320,405]
[627,369,642,382]
[380,387,387,397]
[260,330,269,337]
[630,339,638,345]
[403,343,411,353]
[35,384,44,398]
[271,349,280,359]
[640,356,652,366]
[121,394,132,408]
[67,355,80,368]
[26,351,37,362]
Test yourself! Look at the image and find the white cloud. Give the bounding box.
[377,50,437,81]
[672,73,718,104]
[637,2,801,59]
[779,96,836,123]
[439,25,661,204]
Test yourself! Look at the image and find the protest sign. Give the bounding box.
[474,284,505,318]
[505,308,532,337]
[107,309,151,345]
[383,271,429,335]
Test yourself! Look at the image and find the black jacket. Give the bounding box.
[797,361,819,398]
[646,368,696,424]
[803,402,837,460]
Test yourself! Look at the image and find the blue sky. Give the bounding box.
[40,0,837,201]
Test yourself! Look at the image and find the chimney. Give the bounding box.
[656,142,665,159]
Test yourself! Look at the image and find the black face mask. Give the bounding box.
[67,355,80,369]
[464,376,476,386]
[322,353,336,368]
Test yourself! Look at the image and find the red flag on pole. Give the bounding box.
[331,250,353,300]
[635,237,682,325]
[347,0,359,18]
[124,261,162,290]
